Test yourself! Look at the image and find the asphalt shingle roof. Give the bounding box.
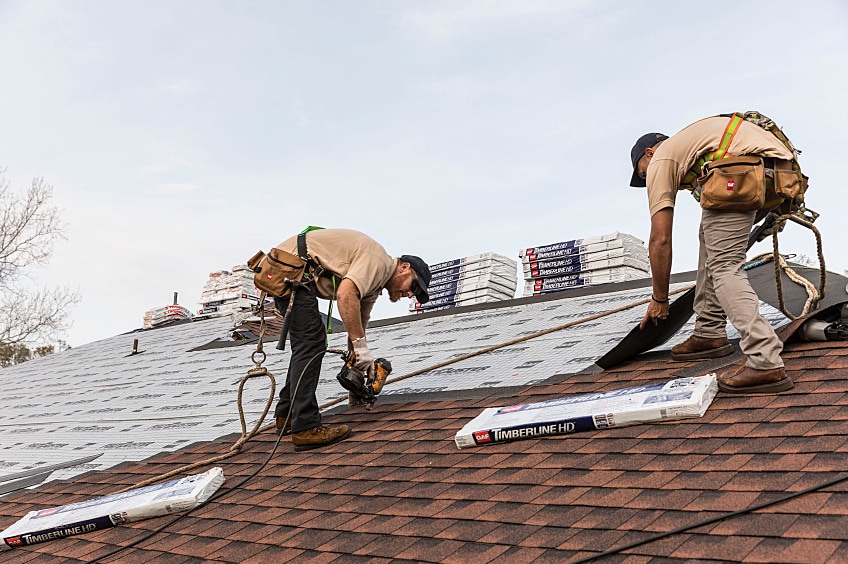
[2,267,847,562]
[2,333,847,563]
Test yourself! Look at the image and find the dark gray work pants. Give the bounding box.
[273,282,326,433]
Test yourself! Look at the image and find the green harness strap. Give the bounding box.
[298,225,339,337]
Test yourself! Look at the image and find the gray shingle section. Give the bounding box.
[0,284,788,486]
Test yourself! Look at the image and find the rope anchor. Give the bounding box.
[770,206,826,320]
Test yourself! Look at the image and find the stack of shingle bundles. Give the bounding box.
[196,265,264,319]
[409,252,517,314]
[520,232,650,297]
[142,305,193,329]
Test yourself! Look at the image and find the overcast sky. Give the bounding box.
[1,0,847,348]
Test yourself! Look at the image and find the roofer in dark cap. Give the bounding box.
[629,114,801,394]
[272,228,430,450]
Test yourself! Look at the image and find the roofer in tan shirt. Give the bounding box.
[272,228,431,450]
[629,115,797,394]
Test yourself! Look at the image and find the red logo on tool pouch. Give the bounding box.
[266,274,273,279]
[474,431,492,443]
[727,180,735,191]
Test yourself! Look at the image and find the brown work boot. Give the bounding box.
[671,335,733,361]
[718,365,793,394]
[276,417,291,436]
[291,424,351,452]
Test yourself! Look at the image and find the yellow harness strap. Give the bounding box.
[683,113,745,186]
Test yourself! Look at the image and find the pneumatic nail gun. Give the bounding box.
[335,350,392,410]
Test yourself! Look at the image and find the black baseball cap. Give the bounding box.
[399,255,431,304]
[629,132,668,187]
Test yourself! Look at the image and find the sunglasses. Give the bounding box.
[410,269,421,296]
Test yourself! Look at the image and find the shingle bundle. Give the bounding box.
[520,232,650,296]
[409,252,517,314]
[196,265,265,319]
[142,305,193,329]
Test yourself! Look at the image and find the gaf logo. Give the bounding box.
[727,180,735,191]
[267,273,273,279]
[473,430,492,444]
[6,536,23,547]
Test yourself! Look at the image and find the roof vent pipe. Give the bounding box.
[173,292,178,305]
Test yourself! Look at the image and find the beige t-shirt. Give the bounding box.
[646,116,795,217]
[275,228,396,327]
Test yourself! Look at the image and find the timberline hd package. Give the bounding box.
[429,252,517,274]
[525,256,650,279]
[410,288,515,312]
[524,266,650,294]
[519,232,644,258]
[520,236,644,263]
[1,467,225,550]
[454,375,718,448]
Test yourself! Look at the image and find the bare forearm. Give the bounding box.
[336,278,366,342]
[649,240,672,299]
[648,208,674,299]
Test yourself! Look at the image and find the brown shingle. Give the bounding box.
[3,320,848,563]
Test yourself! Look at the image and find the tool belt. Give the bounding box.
[696,155,765,211]
[695,155,806,212]
[247,247,307,298]
[685,112,808,212]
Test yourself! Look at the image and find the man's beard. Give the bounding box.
[386,277,404,302]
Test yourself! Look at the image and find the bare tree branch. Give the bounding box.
[0,168,79,355]
[0,285,78,345]
[0,172,67,286]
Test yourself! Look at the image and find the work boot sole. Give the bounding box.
[671,343,733,361]
[293,427,352,452]
[718,377,794,394]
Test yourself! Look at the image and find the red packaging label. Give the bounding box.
[473,431,492,444]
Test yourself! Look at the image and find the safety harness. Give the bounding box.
[682,111,806,211]
[296,226,340,335]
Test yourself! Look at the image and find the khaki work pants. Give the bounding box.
[693,208,784,369]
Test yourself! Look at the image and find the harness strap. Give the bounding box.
[296,228,338,336]
[683,112,745,186]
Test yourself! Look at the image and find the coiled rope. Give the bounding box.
[112,306,277,494]
[770,211,826,319]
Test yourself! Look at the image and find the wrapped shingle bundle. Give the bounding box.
[142,305,192,329]
[1,468,224,550]
[520,232,650,296]
[409,253,518,314]
[196,265,264,319]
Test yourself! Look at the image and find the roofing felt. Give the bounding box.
[1,267,847,562]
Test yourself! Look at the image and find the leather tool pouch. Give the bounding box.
[247,248,306,298]
[697,155,766,211]
[770,158,807,201]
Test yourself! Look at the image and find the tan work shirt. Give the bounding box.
[646,116,795,217]
[275,229,396,326]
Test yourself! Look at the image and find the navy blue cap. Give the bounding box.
[399,255,431,304]
[630,132,668,187]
